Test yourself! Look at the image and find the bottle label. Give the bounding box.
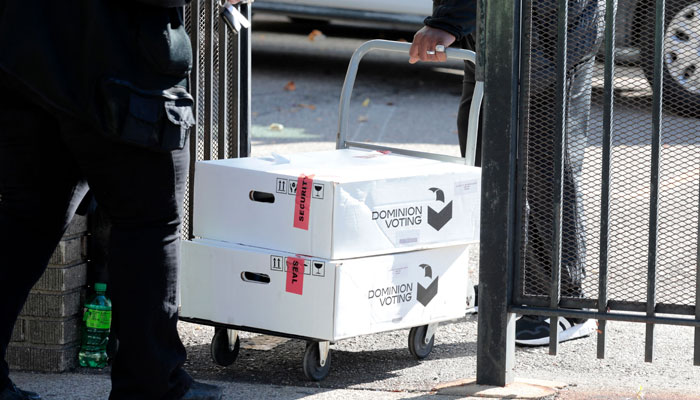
[84,309,112,330]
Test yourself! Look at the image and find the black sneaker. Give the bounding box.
[515,315,596,346]
[0,382,41,400]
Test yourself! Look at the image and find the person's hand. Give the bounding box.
[409,26,456,64]
[227,0,243,4]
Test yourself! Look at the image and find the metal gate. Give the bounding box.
[183,0,252,239]
[476,0,700,385]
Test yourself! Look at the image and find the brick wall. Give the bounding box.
[7,215,88,372]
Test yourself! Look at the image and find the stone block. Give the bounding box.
[64,214,88,237]
[10,319,26,343]
[33,263,87,292]
[19,289,82,318]
[25,316,82,345]
[48,236,85,266]
[7,343,79,372]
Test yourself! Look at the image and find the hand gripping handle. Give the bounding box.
[336,39,483,166]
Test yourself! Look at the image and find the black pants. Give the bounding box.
[457,33,481,164]
[521,57,595,298]
[456,36,592,297]
[0,83,192,399]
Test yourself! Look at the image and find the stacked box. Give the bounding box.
[181,149,481,341]
[8,215,87,372]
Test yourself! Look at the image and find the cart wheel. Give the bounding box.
[303,342,331,381]
[211,328,240,366]
[408,325,434,359]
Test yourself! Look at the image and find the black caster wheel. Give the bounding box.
[408,325,434,359]
[302,341,331,381]
[211,328,240,367]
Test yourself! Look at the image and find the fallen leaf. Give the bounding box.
[386,102,394,106]
[269,123,284,131]
[361,98,370,107]
[308,29,326,41]
[358,115,369,123]
[284,81,296,91]
[298,103,316,110]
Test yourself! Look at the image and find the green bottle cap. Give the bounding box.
[95,283,107,292]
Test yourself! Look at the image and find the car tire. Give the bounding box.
[636,0,700,117]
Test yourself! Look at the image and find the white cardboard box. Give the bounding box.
[193,149,481,259]
[180,239,470,341]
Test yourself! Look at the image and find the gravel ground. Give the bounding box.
[176,314,700,399]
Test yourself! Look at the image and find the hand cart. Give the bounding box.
[180,40,483,381]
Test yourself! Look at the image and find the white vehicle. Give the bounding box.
[253,0,432,26]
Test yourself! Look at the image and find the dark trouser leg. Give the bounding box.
[523,57,595,298]
[57,121,192,400]
[457,32,482,165]
[0,86,87,390]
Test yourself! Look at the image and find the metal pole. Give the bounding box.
[203,0,214,161]
[227,11,241,159]
[187,0,201,240]
[694,178,699,365]
[239,2,252,157]
[548,0,569,356]
[218,8,228,160]
[597,0,617,360]
[645,0,666,364]
[475,0,520,386]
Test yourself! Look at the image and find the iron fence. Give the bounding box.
[183,0,252,240]
[477,0,699,385]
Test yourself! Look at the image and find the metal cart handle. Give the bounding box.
[336,39,484,166]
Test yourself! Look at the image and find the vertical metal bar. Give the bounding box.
[239,2,252,157]
[597,0,617,360]
[695,178,700,366]
[548,0,569,356]
[475,0,519,386]
[511,0,533,307]
[218,7,227,160]
[203,0,214,161]
[187,0,200,240]
[645,0,665,364]
[227,17,241,159]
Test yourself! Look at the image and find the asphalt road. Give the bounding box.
[247,15,467,159]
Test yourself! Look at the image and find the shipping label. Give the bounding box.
[285,257,305,295]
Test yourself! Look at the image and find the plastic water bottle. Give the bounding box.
[78,282,112,368]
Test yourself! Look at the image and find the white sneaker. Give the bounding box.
[515,315,596,346]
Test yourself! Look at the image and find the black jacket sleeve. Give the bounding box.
[424,0,477,41]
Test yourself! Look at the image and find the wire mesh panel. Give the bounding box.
[476,0,699,383]
[183,0,251,240]
[516,0,699,315]
[517,0,606,304]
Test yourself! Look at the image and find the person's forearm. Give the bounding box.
[425,0,476,41]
